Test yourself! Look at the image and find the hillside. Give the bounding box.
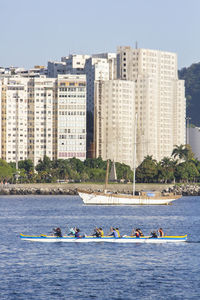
[179,63,200,127]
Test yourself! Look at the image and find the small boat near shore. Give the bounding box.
[20,233,187,243]
[78,190,181,205]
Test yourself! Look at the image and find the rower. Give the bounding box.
[150,231,158,238]
[98,227,104,237]
[109,227,119,238]
[135,229,140,238]
[137,228,144,237]
[75,228,81,238]
[68,227,76,236]
[115,227,120,237]
[53,227,62,237]
[92,227,101,237]
[158,228,164,237]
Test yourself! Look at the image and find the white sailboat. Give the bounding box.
[78,114,181,205]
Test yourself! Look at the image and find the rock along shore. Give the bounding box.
[0,183,199,196]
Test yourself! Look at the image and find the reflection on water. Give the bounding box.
[0,195,200,300]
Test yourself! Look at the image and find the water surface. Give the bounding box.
[0,195,199,299]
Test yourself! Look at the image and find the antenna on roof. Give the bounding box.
[135,41,138,49]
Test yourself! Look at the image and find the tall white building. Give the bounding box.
[57,75,86,161]
[28,77,56,165]
[117,46,186,164]
[94,80,135,167]
[0,75,87,165]
[0,77,29,163]
[85,57,110,113]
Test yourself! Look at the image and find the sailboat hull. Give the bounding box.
[78,191,181,205]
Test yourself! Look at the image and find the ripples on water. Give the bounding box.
[0,195,200,300]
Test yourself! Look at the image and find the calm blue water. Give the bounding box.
[0,195,199,300]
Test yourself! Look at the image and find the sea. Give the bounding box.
[0,195,199,300]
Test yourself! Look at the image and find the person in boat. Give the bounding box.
[68,227,76,236]
[92,227,101,237]
[75,228,81,238]
[98,227,104,237]
[137,228,144,237]
[115,227,121,237]
[158,228,164,237]
[53,227,62,237]
[150,231,158,238]
[135,229,141,238]
[109,227,119,238]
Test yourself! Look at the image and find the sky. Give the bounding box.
[0,0,200,69]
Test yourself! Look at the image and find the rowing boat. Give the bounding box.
[20,233,187,243]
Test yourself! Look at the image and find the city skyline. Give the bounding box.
[1,0,200,69]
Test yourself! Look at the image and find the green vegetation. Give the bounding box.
[0,145,199,184]
[179,63,200,126]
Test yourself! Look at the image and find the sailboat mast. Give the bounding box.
[105,160,110,192]
[133,113,137,196]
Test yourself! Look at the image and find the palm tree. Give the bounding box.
[159,157,178,183]
[171,144,189,161]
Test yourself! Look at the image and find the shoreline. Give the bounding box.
[0,183,199,196]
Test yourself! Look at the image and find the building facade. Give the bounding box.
[0,74,87,166]
[117,46,186,165]
[57,75,86,161]
[0,77,29,163]
[94,79,135,167]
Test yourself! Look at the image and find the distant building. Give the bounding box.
[0,77,29,163]
[0,74,87,165]
[47,61,66,78]
[117,46,186,164]
[189,127,200,160]
[57,74,87,161]
[61,54,90,74]
[94,79,135,167]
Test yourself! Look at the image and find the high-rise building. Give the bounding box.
[85,57,110,113]
[94,79,135,167]
[0,77,29,163]
[0,74,87,165]
[57,75,86,161]
[117,46,186,164]
[28,76,56,165]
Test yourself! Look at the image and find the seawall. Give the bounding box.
[0,183,198,196]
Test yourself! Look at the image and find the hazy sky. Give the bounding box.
[0,0,199,69]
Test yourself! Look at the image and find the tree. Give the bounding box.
[172,145,190,161]
[35,156,52,172]
[157,157,177,183]
[115,162,133,182]
[175,161,199,183]
[18,159,34,173]
[0,159,13,182]
[136,155,158,183]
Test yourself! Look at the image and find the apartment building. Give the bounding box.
[94,80,135,167]
[28,77,56,165]
[61,54,90,74]
[47,61,66,78]
[0,74,87,165]
[117,46,186,164]
[0,77,29,163]
[57,75,86,161]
